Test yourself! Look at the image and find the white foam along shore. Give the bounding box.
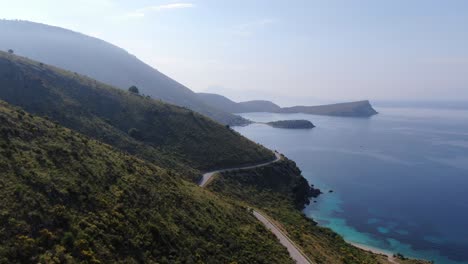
[351,242,393,255]
[350,242,398,263]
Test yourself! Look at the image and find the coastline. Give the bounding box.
[350,242,398,263]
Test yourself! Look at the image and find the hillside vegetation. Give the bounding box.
[0,100,295,263]
[0,52,274,180]
[0,20,249,125]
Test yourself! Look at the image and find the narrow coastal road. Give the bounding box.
[199,152,313,264]
[198,152,282,187]
[253,210,312,264]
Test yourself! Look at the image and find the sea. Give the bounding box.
[235,107,468,264]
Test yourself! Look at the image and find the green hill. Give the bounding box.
[0,51,274,180]
[0,20,248,125]
[0,100,294,263]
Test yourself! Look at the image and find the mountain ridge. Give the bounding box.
[0,19,249,125]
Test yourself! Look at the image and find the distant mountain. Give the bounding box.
[197,93,282,113]
[0,51,274,180]
[280,100,378,117]
[196,93,244,113]
[198,93,378,117]
[0,20,248,125]
[238,100,282,113]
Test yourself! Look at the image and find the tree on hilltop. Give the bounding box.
[128,86,139,94]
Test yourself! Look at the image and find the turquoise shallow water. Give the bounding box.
[236,107,468,264]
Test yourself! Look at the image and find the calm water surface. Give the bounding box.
[236,107,468,264]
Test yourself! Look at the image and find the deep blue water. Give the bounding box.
[236,107,468,264]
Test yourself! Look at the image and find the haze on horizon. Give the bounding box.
[1,0,467,106]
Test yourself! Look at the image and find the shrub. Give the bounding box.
[128,86,139,94]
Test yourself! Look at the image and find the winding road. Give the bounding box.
[199,152,313,264]
[253,210,312,264]
[199,152,282,187]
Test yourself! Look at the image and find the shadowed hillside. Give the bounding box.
[0,51,274,180]
[0,20,248,125]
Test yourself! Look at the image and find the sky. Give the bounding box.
[0,0,467,105]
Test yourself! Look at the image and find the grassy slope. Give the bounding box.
[208,159,431,264]
[0,52,274,180]
[0,100,294,263]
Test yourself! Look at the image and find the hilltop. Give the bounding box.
[0,20,248,125]
[0,51,274,180]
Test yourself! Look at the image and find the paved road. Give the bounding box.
[198,152,282,187]
[198,152,313,264]
[253,210,312,264]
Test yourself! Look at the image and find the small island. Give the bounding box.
[266,120,315,129]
